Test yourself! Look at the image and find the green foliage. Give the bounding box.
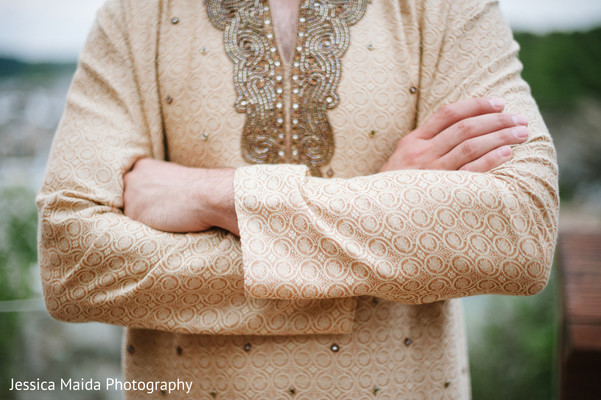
[0,56,76,82]
[469,270,559,400]
[515,28,601,109]
[0,186,38,400]
[0,187,38,301]
[514,28,601,201]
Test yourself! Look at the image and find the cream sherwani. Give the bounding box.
[37,0,558,398]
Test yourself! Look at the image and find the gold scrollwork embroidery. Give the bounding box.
[206,0,367,176]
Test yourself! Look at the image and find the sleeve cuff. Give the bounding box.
[234,164,310,298]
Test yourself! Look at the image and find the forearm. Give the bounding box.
[123,160,239,235]
[235,155,557,303]
[38,194,240,332]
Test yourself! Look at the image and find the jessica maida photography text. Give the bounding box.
[8,377,193,394]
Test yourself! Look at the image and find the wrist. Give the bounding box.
[193,168,239,235]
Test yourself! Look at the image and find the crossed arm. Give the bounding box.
[37,0,558,332]
[123,97,529,235]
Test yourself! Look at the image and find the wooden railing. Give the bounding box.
[558,232,601,399]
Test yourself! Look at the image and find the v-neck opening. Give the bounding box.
[205,0,370,175]
[267,0,302,67]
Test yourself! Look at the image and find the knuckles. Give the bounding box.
[437,104,458,122]
[459,139,478,159]
[455,119,475,139]
[498,112,508,126]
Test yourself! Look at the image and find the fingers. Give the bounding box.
[432,112,528,156]
[416,97,506,139]
[383,97,528,173]
[440,125,529,170]
[459,146,513,173]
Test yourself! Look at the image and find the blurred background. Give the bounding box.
[1,0,601,399]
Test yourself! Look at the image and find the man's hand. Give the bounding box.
[380,97,529,172]
[123,159,239,235]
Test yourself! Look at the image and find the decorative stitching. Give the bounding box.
[206,0,368,176]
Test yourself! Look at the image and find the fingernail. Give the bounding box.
[513,126,529,140]
[498,146,512,158]
[512,114,529,125]
[488,98,505,109]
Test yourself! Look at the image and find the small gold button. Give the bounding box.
[410,86,418,94]
[209,390,217,398]
[369,130,376,138]
[171,17,180,24]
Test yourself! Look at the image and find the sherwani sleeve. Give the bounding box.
[36,0,357,335]
[234,0,559,303]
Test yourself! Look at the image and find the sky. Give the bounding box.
[1,0,601,62]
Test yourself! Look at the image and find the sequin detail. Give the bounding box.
[206,0,368,176]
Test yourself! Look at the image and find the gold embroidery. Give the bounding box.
[206,0,367,176]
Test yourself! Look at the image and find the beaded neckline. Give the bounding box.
[206,0,368,176]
